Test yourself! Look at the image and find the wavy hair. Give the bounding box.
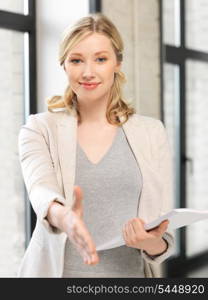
[47,13,135,125]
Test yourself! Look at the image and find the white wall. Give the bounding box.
[103,0,161,119]
[36,0,89,112]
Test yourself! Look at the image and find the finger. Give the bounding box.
[139,218,146,226]
[72,228,88,250]
[123,222,135,246]
[158,219,169,230]
[72,231,97,264]
[77,246,92,265]
[68,228,86,252]
[74,238,92,264]
[131,218,146,234]
[69,220,97,259]
[77,229,96,256]
[162,219,169,226]
[126,221,136,237]
[78,225,98,258]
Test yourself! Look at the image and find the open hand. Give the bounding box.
[61,186,99,265]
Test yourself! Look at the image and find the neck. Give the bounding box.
[77,95,110,126]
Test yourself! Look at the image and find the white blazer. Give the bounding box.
[17,107,174,278]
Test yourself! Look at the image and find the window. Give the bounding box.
[161,0,208,277]
[0,0,36,276]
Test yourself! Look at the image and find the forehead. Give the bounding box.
[68,33,114,55]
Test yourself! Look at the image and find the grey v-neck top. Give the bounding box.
[62,126,144,277]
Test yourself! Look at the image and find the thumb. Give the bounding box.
[152,219,169,236]
[71,185,83,218]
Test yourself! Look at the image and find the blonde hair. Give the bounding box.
[47,13,136,125]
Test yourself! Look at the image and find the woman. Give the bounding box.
[17,13,174,278]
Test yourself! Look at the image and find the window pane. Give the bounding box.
[186,59,208,257]
[0,0,26,15]
[163,0,180,46]
[163,63,180,257]
[186,0,208,52]
[0,28,25,276]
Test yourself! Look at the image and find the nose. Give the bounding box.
[82,61,95,80]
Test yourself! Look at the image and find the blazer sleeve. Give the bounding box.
[141,119,175,264]
[18,114,67,234]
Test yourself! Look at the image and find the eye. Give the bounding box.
[97,57,107,62]
[70,59,81,64]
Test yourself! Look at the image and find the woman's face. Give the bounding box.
[64,32,121,104]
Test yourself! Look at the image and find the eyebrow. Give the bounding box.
[69,51,110,57]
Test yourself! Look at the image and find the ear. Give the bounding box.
[115,62,121,74]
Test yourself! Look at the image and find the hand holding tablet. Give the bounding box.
[144,208,208,231]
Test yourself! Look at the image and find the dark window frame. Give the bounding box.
[89,0,102,13]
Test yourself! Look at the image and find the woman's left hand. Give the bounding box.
[122,218,169,256]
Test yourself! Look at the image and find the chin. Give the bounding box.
[81,94,103,101]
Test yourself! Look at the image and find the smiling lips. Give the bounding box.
[80,82,100,90]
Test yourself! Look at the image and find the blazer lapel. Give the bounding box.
[57,110,162,223]
[121,115,163,223]
[57,109,78,205]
